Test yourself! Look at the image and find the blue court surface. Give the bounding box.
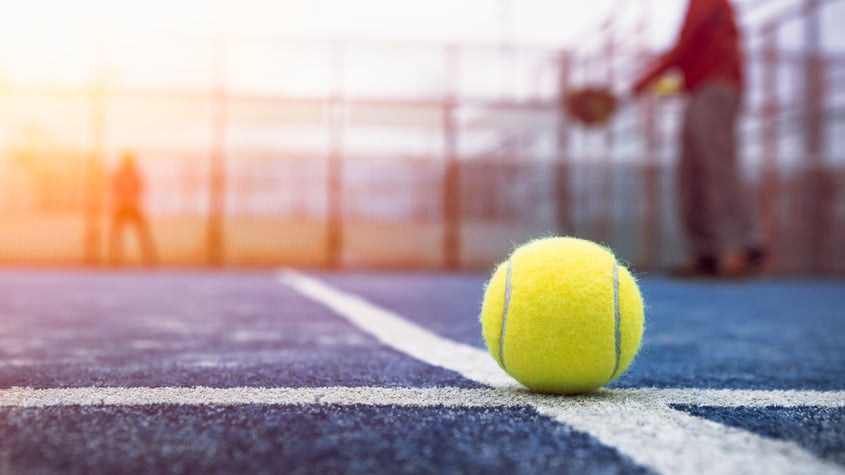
[0,269,843,474]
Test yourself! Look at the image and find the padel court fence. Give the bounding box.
[2,153,843,272]
[0,10,843,272]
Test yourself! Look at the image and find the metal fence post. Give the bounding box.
[639,95,659,271]
[325,41,345,268]
[207,33,226,266]
[442,45,460,269]
[556,52,573,236]
[760,23,781,271]
[802,0,831,273]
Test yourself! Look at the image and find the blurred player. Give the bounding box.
[632,0,766,277]
[109,150,157,266]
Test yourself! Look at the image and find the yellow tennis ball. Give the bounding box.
[653,75,682,95]
[480,236,644,394]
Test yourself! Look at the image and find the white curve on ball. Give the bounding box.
[498,259,513,371]
[610,262,621,381]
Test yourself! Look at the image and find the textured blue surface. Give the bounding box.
[316,272,845,391]
[0,271,476,389]
[0,404,652,475]
[0,269,843,473]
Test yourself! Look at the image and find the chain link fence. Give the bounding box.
[0,19,842,272]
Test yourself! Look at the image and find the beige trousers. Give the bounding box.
[679,81,761,259]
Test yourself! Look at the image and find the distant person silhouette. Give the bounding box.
[632,0,766,277]
[110,151,156,266]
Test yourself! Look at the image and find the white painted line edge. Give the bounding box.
[0,387,516,408]
[1,386,841,409]
[277,269,845,475]
[277,269,517,389]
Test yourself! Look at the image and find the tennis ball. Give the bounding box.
[480,236,644,394]
[653,75,682,95]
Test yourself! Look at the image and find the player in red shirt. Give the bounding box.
[633,0,765,277]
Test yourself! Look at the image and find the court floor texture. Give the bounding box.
[0,269,842,474]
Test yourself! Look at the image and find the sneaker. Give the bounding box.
[745,247,768,272]
[671,255,719,278]
[719,248,768,279]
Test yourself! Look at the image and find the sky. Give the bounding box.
[2,0,841,50]
[0,0,672,46]
[0,0,842,163]
[1,0,843,85]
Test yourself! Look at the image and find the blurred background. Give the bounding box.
[0,0,842,272]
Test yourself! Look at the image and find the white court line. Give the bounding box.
[277,269,845,475]
[637,387,845,408]
[277,269,515,388]
[1,386,841,410]
[0,387,518,408]
[3,386,841,410]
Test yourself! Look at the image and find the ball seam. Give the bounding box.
[610,262,622,381]
[497,259,513,370]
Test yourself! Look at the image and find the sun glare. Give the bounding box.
[0,0,657,90]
